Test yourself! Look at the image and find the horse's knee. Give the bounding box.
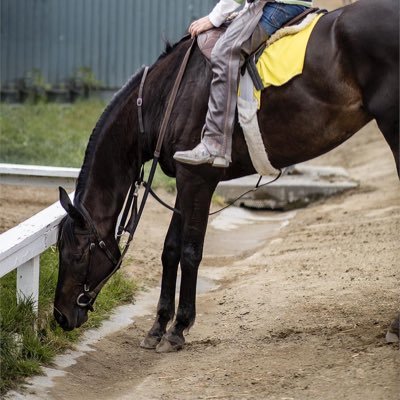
[181,242,203,270]
[161,241,181,266]
[161,209,182,266]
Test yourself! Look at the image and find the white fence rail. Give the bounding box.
[0,193,74,311]
[0,163,79,188]
[0,163,78,312]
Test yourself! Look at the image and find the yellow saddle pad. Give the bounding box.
[254,13,323,106]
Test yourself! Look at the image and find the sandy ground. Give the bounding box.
[3,120,399,400]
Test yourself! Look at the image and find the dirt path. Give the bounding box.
[6,120,398,400]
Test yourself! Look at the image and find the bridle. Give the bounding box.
[73,38,197,310]
[74,202,121,309]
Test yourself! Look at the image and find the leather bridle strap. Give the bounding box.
[75,205,123,303]
[124,39,196,232]
[75,202,122,305]
[137,66,149,136]
[116,66,149,241]
[123,38,196,236]
[77,203,119,266]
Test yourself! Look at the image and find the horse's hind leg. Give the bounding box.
[156,169,218,353]
[366,82,400,177]
[375,114,399,178]
[140,199,182,349]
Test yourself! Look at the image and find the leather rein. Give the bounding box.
[75,38,196,309]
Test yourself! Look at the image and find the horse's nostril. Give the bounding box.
[53,307,66,325]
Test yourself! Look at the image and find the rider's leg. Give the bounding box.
[174,2,309,168]
[174,0,268,167]
[259,3,309,36]
[204,23,270,166]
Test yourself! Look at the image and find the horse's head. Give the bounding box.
[54,187,120,331]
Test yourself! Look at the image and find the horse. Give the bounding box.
[54,0,399,352]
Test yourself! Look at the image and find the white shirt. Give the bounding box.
[208,0,246,28]
[208,0,313,27]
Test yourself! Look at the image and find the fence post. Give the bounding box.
[17,256,40,313]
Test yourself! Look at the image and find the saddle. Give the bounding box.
[197,7,320,90]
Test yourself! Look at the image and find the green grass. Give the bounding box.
[0,247,137,394]
[0,101,103,167]
[0,101,176,189]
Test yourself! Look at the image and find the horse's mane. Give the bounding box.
[74,67,145,198]
[74,36,190,202]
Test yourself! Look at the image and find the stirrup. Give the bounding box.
[212,156,229,168]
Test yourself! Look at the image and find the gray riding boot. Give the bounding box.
[174,0,269,168]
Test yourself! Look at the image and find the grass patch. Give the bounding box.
[0,101,175,190]
[0,247,137,395]
[0,101,103,168]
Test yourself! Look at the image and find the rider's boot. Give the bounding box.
[173,141,229,168]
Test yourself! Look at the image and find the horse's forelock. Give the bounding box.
[57,215,76,248]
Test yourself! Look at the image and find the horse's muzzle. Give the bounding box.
[53,306,88,331]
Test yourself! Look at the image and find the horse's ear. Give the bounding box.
[59,186,72,212]
[59,187,84,225]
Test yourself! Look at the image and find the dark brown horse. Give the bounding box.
[55,0,399,351]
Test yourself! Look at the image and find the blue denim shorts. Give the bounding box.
[260,3,309,36]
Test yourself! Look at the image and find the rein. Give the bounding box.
[75,39,196,309]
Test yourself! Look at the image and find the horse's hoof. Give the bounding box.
[156,334,184,353]
[386,331,399,344]
[140,334,161,349]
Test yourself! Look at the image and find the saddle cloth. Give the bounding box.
[253,12,323,106]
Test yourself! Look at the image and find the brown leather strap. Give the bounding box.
[284,7,319,28]
[154,38,196,158]
[137,66,149,135]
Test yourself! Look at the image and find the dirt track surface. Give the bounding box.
[5,120,399,400]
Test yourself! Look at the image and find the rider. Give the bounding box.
[174,0,313,168]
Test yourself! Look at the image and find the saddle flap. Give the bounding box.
[197,27,227,60]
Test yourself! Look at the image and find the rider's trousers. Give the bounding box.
[202,0,269,162]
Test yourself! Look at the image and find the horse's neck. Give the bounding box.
[77,99,142,236]
[76,42,189,235]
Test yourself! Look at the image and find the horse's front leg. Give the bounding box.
[140,199,182,349]
[156,169,218,353]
